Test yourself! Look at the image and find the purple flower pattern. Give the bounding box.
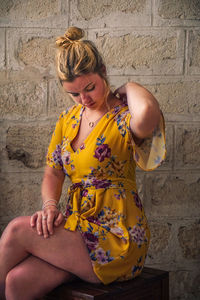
[132,192,143,211]
[94,144,111,162]
[81,232,98,252]
[95,248,114,264]
[92,178,112,189]
[128,225,146,247]
[52,144,62,166]
[61,150,71,165]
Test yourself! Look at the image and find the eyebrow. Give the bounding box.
[67,82,94,94]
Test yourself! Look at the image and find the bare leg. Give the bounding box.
[6,255,73,300]
[0,216,100,299]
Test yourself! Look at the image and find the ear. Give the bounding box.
[101,64,107,76]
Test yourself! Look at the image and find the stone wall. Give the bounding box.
[0,1,200,299]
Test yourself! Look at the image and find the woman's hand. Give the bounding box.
[113,84,127,102]
[30,206,64,238]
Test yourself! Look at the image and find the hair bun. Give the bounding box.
[64,27,84,41]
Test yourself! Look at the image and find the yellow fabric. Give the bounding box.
[46,103,166,284]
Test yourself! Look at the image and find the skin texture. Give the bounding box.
[0,73,161,300]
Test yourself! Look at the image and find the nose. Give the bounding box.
[80,93,90,105]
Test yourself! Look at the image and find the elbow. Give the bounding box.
[131,104,161,139]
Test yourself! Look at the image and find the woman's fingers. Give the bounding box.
[30,209,62,238]
[114,84,126,95]
[42,213,49,238]
[30,212,37,227]
[54,212,64,227]
[36,213,43,236]
[114,85,127,101]
[46,210,58,235]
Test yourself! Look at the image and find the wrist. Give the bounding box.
[42,199,58,210]
[43,204,59,210]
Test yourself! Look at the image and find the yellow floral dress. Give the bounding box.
[46,103,166,284]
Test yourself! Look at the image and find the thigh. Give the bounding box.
[11,216,100,283]
[6,255,72,299]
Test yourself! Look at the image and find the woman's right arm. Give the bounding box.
[30,166,65,238]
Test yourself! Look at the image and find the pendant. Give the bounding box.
[89,122,94,128]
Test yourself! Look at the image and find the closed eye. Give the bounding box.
[70,92,79,97]
[86,84,95,92]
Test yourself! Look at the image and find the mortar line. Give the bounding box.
[183,29,187,76]
[151,0,154,27]
[172,123,175,172]
[46,79,49,117]
[5,28,7,71]
[68,0,71,27]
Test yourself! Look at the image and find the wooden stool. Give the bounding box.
[43,267,169,300]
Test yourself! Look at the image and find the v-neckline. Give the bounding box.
[70,103,126,153]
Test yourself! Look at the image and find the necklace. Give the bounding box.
[84,109,107,128]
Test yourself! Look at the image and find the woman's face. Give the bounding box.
[62,73,108,110]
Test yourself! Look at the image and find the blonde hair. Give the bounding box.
[56,27,107,84]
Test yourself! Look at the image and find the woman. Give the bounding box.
[0,27,166,299]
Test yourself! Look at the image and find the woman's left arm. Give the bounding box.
[115,82,161,140]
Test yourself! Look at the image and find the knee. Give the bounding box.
[1,216,30,247]
[5,267,25,298]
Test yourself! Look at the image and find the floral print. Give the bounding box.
[132,191,143,211]
[95,248,114,264]
[94,144,111,162]
[46,103,166,284]
[62,150,72,165]
[51,144,62,166]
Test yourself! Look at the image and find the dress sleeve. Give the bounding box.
[46,113,64,170]
[127,111,166,171]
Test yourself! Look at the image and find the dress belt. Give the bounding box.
[64,178,137,232]
[68,177,137,193]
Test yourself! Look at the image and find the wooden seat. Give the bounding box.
[43,267,169,300]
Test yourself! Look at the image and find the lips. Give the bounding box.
[85,102,95,108]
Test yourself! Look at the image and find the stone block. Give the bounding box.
[148,222,171,257]
[5,123,54,169]
[175,125,200,169]
[0,0,69,28]
[0,29,5,69]
[59,177,71,213]
[0,173,43,217]
[0,120,6,146]
[48,79,74,117]
[70,0,151,28]
[161,123,173,170]
[109,75,200,118]
[178,223,200,259]
[170,268,200,300]
[154,0,200,27]
[145,173,200,217]
[7,28,62,73]
[145,79,200,116]
[0,222,7,237]
[135,172,145,203]
[187,30,200,75]
[0,76,47,120]
[89,29,184,75]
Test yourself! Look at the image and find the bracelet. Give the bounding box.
[43,199,57,205]
[42,203,58,210]
[42,199,58,210]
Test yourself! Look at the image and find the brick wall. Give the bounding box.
[0,1,200,299]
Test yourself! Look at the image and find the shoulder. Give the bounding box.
[58,104,81,125]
